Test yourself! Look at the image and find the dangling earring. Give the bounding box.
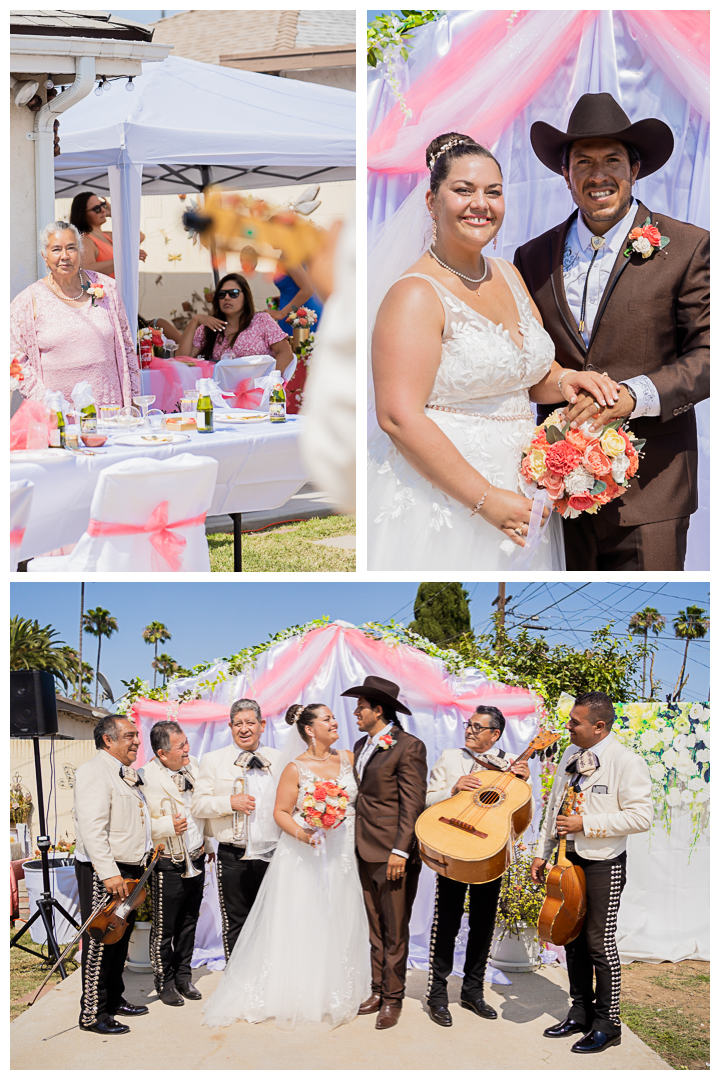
[493,237,498,250]
[432,217,438,243]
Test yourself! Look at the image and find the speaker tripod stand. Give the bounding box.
[11,738,79,978]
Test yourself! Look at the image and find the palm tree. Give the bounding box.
[671,605,709,701]
[153,653,179,688]
[628,607,666,699]
[143,621,172,688]
[59,646,94,704]
[83,607,119,705]
[10,616,71,688]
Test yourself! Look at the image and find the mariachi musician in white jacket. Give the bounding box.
[192,699,281,960]
[73,715,152,1035]
[140,720,212,1007]
[532,691,652,1056]
[424,706,531,1029]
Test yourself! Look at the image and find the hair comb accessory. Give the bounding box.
[428,137,467,169]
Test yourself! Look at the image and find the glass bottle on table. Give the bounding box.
[196,389,214,433]
[48,407,66,448]
[269,380,286,423]
[80,402,97,435]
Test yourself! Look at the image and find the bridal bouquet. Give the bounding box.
[519,410,643,520]
[300,781,350,832]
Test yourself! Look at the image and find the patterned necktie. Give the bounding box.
[171,768,193,793]
[565,749,600,791]
[120,766,143,788]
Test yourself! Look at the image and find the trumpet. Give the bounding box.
[160,797,202,879]
[232,776,247,843]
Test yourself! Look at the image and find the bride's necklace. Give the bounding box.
[428,245,488,286]
[47,271,85,302]
[305,748,333,761]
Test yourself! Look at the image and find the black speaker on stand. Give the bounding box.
[10,671,79,977]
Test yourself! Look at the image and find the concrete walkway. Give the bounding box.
[11,964,669,1071]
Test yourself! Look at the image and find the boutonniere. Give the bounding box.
[377,732,397,752]
[82,282,106,306]
[623,217,669,260]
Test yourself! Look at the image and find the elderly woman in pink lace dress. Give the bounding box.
[10,221,140,406]
[177,272,294,372]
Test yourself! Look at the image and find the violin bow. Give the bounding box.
[28,894,109,1005]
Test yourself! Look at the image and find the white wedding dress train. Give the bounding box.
[202,756,371,1030]
[368,258,565,570]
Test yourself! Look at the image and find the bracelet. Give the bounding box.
[557,369,572,394]
[470,486,492,516]
[294,828,305,842]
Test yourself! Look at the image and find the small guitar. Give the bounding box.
[415,729,559,885]
[537,786,587,946]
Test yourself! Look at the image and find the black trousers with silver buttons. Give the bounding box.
[426,874,502,1007]
[565,850,627,1036]
[149,854,205,991]
[216,843,269,960]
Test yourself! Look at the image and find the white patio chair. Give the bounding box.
[28,454,218,573]
[10,479,34,570]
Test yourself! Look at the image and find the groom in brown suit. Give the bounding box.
[515,93,709,571]
[341,676,427,1030]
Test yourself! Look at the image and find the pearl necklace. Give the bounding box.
[428,245,488,285]
[47,271,85,302]
[305,748,333,761]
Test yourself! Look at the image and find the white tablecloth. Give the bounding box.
[23,858,80,945]
[11,417,307,561]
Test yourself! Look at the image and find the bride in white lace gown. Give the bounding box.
[203,704,371,1031]
[368,133,619,570]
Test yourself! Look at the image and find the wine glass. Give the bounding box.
[146,409,166,432]
[117,405,142,432]
[99,403,120,427]
[133,394,156,423]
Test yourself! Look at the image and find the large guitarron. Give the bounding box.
[415,730,559,885]
[537,785,587,946]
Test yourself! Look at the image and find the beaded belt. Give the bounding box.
[427,403,534,422]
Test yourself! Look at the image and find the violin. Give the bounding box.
[87,844,164,944]
[537,788,586,946]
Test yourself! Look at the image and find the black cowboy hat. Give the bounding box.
[531,92,674,179]
[341,676,412,715]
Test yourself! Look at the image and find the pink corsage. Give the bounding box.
[378,732,396,751]
[623,217,669,260]
[83,283,106,307]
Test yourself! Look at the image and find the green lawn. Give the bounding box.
[209,515,356,572]
[620,999,710,1070]
[10,928,78,1021]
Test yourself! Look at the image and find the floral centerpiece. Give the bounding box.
[288,306,318,330]
[300,780,349,842]
[520,410,644,519]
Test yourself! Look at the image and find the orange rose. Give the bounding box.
[568,494,595,513]
[643,225,662,246]
[321,812,336,828]
[540,470,565,501]
[625,447,639,478]
[313,784,327,800]
[565,428,587,451]
[531,431,549,449]
[628,227,643,240]
[593,478,621,505]
[582,441,612,477]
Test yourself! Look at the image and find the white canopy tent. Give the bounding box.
[53,55,355,330]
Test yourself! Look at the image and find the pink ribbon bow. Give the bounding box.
[231,378,264,410]
[87,500,206,571]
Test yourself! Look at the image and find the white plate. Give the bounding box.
[112,433,191,446]
[215,412,269,423]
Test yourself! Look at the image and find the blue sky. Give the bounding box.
[113,10,184,24]
[11,582,710,704]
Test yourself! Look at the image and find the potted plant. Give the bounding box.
[126,884,153,973]
[490,843,545,971]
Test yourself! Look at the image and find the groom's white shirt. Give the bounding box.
[356,722,409,860]
[563,197,660,419]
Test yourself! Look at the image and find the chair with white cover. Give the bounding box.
[28,454,218,573]
[212,356,279,409]
[10,479,34,570]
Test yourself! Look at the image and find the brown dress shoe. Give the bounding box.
[376,1003,402,1029]
[358,994,382,1015]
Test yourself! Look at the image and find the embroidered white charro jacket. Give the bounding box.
[536,734,653,862]
[139,755,211,851]
[73,749,151,881]
[191,742,281,846]
[426,746,535,816]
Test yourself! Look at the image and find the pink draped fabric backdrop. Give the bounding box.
[367,10,709,568]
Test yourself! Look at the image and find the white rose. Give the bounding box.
[688,776,704,791]
[611,452,630,484]
[675,754,694,777]
[649,763,666,782]
[694,789,709,804]
[673,733,688,750]
[676,717,691,734]
[662,748,679,769]
[314,800,326,813]
[564,466,595,496]
[695,749,710,763]
[666,787,682,807]
[657,727,674,746]
[689,704,704,719]
[683,732,697,748]
[700,726,710,746]
[633,236,653,255]
[641,730,662,752]
[680,788,693,805]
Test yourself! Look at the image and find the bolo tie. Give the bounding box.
[578,235,606,333]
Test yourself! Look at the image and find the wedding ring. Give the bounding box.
[514,527,523,536]
[591,401,600,410]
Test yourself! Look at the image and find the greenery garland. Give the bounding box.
[367,10,444,122]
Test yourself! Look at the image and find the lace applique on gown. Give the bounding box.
[202,755,371,1031]
[368,257,564,570]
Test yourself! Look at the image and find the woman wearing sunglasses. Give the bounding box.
[177,273,294,374]
[69,192,147,278]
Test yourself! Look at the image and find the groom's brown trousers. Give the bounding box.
[562,514,689,571]
[358,857,421,1005]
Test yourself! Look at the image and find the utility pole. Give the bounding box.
[78,582,84,702]
[492,582,511,655]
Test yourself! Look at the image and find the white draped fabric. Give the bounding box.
[368,10,709,568]
[10,416,307,561]
[129,624,708,973]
